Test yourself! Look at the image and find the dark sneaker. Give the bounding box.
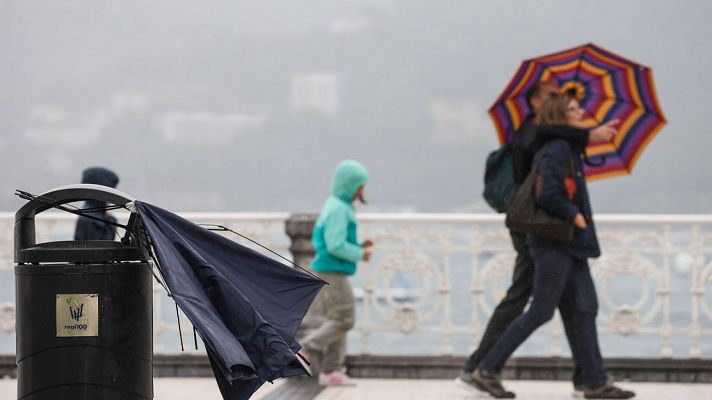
[572,384,585,398]
[583,383,635,399]
[455,370,485,394]
[471,369,516,398]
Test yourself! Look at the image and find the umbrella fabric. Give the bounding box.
[489,43,666,180]
[135,201,325,400]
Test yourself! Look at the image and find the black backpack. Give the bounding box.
[483,143,519,213]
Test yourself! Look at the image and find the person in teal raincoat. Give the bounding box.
[301,159,373,386]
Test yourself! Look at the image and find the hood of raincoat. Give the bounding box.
[331,160,369,203]
[81,167,119,188]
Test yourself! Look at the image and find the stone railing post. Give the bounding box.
[285,213,318,270]
[285,213,323,376]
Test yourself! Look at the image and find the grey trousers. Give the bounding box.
[301,271,356,373]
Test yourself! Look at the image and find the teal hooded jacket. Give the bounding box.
[310,160,369,275]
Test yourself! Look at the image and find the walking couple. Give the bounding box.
[457,82,635,399]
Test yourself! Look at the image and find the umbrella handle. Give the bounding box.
[584,154,606,167]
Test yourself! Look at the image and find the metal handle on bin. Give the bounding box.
[15,184,138,263]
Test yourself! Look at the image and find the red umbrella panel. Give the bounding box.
[489,43,666,180]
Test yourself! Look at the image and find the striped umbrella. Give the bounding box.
[489,43,666,180]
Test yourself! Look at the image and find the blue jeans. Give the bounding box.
[465,231,584,386]
[478,245,607,388]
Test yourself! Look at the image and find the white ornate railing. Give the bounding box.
[1,212,711,359]
[355,214,712,358]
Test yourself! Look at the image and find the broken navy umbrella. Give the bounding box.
[135,201,325,399]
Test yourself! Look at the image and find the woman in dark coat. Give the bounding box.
[472,95,635,399]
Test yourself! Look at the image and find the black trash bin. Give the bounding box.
[14,185,153,400]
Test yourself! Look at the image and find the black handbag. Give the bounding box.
[505,144,575,242]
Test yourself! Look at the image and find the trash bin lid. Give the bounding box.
[15,184,146,264]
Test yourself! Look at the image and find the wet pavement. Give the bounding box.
[1,377,711,399]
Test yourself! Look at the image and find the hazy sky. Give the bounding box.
[2,0,711,213]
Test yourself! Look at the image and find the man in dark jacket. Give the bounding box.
[74,167,120,241]
[457,82,616,394]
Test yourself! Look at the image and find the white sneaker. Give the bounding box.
[318,371,356,387]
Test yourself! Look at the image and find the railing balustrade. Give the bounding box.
[1,212,711,359]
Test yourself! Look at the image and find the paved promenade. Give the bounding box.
[1,378,711,399]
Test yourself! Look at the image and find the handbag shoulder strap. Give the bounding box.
[533,139,577,198]
[536,140,576,177]
[562,141,576,179]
